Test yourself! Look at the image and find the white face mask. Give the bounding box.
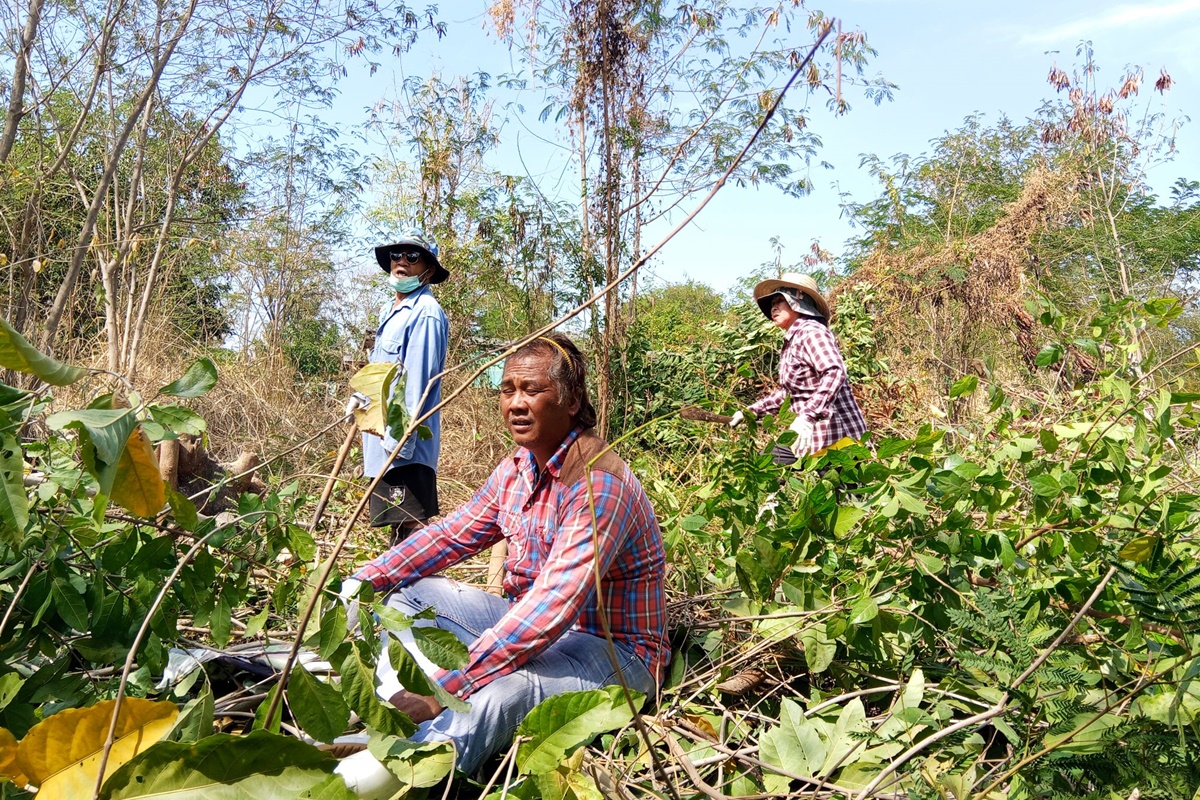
[387,274,423,294]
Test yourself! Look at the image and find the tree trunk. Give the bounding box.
[40,0,199,352]
[0,0,45,164]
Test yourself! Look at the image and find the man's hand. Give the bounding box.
[789,415,815,457]
[387,689,445,724]
[343,392,371,418]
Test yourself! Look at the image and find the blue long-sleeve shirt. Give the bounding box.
[362,285,448,477]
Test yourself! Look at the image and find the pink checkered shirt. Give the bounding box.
[353,427,668,699]
[749,317,867,451]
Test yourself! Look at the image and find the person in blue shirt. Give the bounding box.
[361,228,450,546]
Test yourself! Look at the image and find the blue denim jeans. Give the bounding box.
[375,576,656,777]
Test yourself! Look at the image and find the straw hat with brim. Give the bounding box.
[374,228,449,284]
[753,272,830,321]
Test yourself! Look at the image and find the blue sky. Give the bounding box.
[336,0,1200,297]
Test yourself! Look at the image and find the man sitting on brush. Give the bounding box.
[341,332,668,776]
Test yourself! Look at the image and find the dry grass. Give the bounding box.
[831,166,1080,425]
[48,316,515,556]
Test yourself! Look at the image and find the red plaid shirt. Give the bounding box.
[353,426,668,698]
[749,318,867,451]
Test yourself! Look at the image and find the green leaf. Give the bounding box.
[893,488,927,516]
[53,578,90,632]
[760,698,826,790]
[169,676,214,742]
[314,601,347,661]
[798,626,836,673]
[287,525,317,562]
[412,627,469,671]
[1038,429,1059,454]
[367,736,455,789]
[45,408,137,496]
[680,514,707,532]
[166,488,199,531]
[374,603,414,634]
[0,317,86,386]
[875,438,913,459]
[1170,392,1200,405]
[1029,474,1061,498]
[1042,713,1123,754]
[387,641,469,713]
[129,535,176,573]
[818,698,869,776]
[98,731,350,799]
[516,687,643,776]
[833,506,866,538]
[1143,297,1182,319]
[243,605,270,640]
[340,642,416,738]
[0,433,28,547]
[1118,535,1158,563]
[849,594,879,625]
[254,684,282,734]
[1034,344,1064,367]
[210,592,232,648]
[45,408,136,465]
[296,774,362,799]
[288,665,350,744]
[0,672,25,711]
[914,552,945,574]
[948,375,978,398]
[158,358,218,398]
[147,405,207,436]
[386,378,410,444]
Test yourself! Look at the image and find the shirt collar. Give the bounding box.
[380,284,431,315]
[515,425,584,485]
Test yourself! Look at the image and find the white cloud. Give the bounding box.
[1020,0,1200,45]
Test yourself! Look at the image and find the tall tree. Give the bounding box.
[0,0,444,375]
[488,0,890,433]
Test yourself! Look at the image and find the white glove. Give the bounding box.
[729,411,746,428]
[789,415,815,457]
[343,392,371,418]
[338,577,364,635]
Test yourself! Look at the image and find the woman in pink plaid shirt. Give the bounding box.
[729,272,867,464]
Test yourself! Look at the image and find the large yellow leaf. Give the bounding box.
[0,727,28,788]
[349,362,399,438]
[15,698,177,796]
[110,426,166,517]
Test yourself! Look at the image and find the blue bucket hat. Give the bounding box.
[374,227,448,284]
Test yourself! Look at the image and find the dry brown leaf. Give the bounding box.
[715,668,768,696]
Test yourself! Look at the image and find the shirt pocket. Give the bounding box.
[373,335,404,362]
[500,511,554,575]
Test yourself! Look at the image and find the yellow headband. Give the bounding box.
[538,336,572,364]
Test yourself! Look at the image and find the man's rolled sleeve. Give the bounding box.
[353,468,504,592]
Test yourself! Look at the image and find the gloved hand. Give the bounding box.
[343,392,371,418]
[729,410,749,428]
[789,415,815,457]
[338,577,364,635]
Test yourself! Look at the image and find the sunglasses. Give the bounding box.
[389,250,423,264]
